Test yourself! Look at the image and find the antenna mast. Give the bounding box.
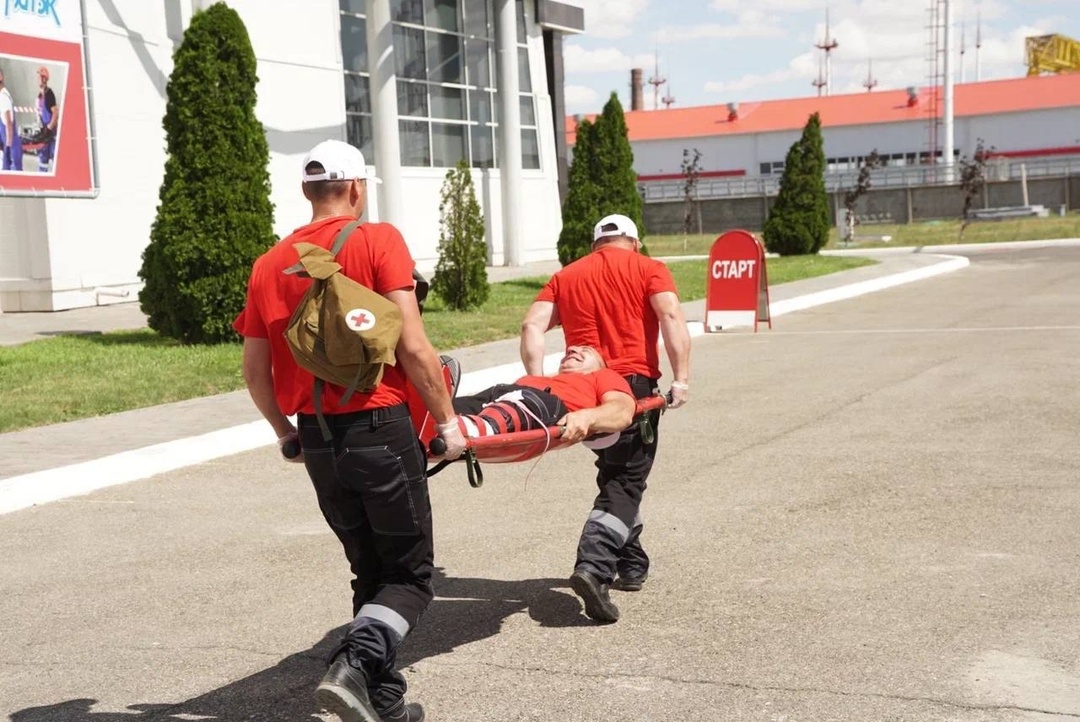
[812,53,827,96]
[646,49,666,111]
[862,58,878,92]
[815,8,839,96]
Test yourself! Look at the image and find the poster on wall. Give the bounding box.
[0,0,97,196]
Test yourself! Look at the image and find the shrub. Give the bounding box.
[432,160,489,310]
[139,3,275,344]
[959,138,994,239]
[763,112,830,256]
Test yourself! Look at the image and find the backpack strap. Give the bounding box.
[283,219,362,277]
[309,218,364,441]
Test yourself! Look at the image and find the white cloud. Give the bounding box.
[704,68,798,95]
[563,44,655,74]
[574,0,649,39]
[564,84,601,114]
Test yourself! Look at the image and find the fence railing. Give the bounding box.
[639,154,1080,203]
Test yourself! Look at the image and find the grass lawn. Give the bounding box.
[0,254,870,433]
[645,212,1080,257]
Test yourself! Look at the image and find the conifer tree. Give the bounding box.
[557,118,601,265]
[432,160,490,310]
[763,112,830,256]
[139,3,275,343]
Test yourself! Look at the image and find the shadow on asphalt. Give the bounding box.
[10,570,588,721]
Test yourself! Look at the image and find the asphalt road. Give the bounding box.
[2,245,1079,722]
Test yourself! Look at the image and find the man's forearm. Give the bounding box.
[520,324,547,376]
[398,343,455,424]
[659,309,691,384]
[246,376,292,437]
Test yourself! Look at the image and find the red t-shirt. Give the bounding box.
[516,368,632,412]
[536,246,678,378]
[233,217,415,416]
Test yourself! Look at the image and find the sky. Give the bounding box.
[561,0,1080,115]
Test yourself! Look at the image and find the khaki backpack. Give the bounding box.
[284,220,403,439]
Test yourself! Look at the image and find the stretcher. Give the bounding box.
[424,395,667,488]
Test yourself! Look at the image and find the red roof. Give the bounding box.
[566,73,1080,145]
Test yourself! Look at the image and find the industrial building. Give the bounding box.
[0,0,583,313]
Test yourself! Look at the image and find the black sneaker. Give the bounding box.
[569,569,620,623]
[613,571,648,592]
[380,701,426,722]
[315,656,381,722]
[439,355,461,398]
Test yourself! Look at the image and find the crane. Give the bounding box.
[1026,34,1080,76]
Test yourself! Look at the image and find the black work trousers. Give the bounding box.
[575,374,659,584]
[297,403,433,715]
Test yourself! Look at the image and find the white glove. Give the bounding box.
[277,430,304,463]
[435,417,467,461]
[666,381,689,410]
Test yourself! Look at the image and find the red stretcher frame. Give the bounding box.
[425,395,668,487]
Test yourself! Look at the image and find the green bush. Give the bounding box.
[763,112,829,256]
[432,160,490,310]
[558,92,647,265]
[139,3,275,344]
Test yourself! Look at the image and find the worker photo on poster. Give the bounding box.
[0,53,66,174]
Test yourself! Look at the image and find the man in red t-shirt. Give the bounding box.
[234,140,464,722]
[521,213,691,624]
[451,345,635,443]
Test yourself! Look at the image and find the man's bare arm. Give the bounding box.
[557,391,635,443]
[241,337,294,438]
[386,288,455,424]
[651,290,691,407]
[520,300,558,375]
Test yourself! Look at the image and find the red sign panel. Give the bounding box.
[705,230,771,332]
[0,0,97,197]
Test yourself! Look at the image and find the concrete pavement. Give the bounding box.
[2,244,1080,721]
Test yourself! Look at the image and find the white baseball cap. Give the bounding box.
[593,214,639,242]
[302,140,381,183]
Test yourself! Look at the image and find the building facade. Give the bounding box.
[0,0,582,313]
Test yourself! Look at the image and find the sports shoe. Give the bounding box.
[613,571,648,592]
[315,656,381,722]
[439,355,461,399]
[569,569,620,623]
[380,701,426,722]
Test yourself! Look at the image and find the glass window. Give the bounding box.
[432,122,467,167]
[516,0,527,43]
[340,0,365,14]
[430,85,465,120]
[469,91,493,124]
[392,0,423,24]
[463,0,490,38]
[519,94,535,126]
[426,30,463,83]
[470,124,494,167]
[397,80,429,117]
[521,128,540,169]
[394,25,426,79]
[400,120,431,166]
[465,38,491,88]
[345,74,371,114]
[346,114,374,162]
[424,0,459,32]
[517,47,531,92]
[341,15,367,73]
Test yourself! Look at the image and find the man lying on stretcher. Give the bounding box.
[446,346,636,445]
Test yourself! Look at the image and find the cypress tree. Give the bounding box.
[763,112,830,256]
[432,160,490,310]
[557,118,601,265]
[593,92,645,245]
[139,3,275,344]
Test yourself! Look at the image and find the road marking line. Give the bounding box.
[0,255,968,516]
